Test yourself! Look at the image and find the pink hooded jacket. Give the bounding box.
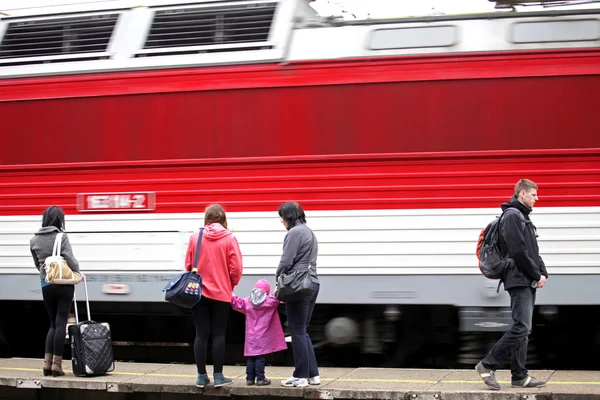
[231,279,287,357]
[185,223,243,303]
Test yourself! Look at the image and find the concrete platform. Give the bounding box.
[1,358,599,399]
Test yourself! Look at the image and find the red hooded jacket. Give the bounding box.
[185,223,243,303]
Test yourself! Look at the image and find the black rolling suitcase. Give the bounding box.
[68,278,115,376]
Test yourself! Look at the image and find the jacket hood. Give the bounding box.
[254,279,270,294]
[35,226,61,235]
[203,223,232,240]
[249,288,268,306]
[501,195,532,218]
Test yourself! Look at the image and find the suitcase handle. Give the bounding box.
[73,276,91,323]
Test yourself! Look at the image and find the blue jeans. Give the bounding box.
[482,286,536,380]
[285,282,320,379]
[246,355,265,381]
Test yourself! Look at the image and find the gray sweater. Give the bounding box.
[30,226,80,281]
[276,221,319,283]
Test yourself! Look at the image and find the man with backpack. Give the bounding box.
[476,179,549,390]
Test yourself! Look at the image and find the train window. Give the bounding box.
[511,19,600,43]
[0,13,119,65]
[367,25,458,50]
[137,1,276,57]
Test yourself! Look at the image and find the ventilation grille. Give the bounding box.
[140,2,276,56]
[0,14,118,65]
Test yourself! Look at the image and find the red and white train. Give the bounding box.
[1,0,599,367]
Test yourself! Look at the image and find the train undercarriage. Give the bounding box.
[2,301,599,370]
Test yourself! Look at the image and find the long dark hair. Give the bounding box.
[278,201,306,229]
[42,206,66,231]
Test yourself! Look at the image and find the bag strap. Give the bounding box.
[498,208,528,246]
[307,231,317,271]
[52,232,63,257]
[192,228,204,273]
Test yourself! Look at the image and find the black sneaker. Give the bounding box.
[475,361,501,390]
[256,378,271,386]
[246,379,255,386]
[512,376,546,388]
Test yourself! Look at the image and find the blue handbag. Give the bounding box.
[163,228,204,308]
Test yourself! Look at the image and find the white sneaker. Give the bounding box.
[308,376,320,385]
[281,377,308,387]
[294,378,309,387]
[281,377,300,387]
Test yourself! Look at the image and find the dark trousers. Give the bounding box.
[246,355,266,381]
[191,296,230,375]
[285,282,320,379]
[42,284,75,356]
[482,286,536,380]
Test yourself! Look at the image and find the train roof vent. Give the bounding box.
[137,1,277,57]
[0,13,118,66]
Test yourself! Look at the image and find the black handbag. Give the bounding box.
[162,228,203,308]
[275,232,317,302]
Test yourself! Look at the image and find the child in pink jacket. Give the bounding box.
[231,279,287,386]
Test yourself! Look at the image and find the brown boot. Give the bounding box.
[43,353,52,376]
[51,355,65,377]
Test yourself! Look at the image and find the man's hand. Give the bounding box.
[537,275,547,288]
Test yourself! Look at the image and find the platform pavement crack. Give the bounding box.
[436,370,455,386]
[113,364,174,384]
[421,369,455,391]
[546,369,558,384]
[319,367,357,389]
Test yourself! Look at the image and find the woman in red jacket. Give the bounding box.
[184,204,243,388]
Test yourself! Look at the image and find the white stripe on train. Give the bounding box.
[1,206,599,276]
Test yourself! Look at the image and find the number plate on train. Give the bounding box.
[77,192,156,212]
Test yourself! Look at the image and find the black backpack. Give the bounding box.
[476,208,524,281]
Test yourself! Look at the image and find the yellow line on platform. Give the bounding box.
[337,378,439,384]
[546,382,600,385]
[1,367,599,385]
[0,368,41,372]
[445,380,506,384]
[444,380,600,385]
[106,371,148,376]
